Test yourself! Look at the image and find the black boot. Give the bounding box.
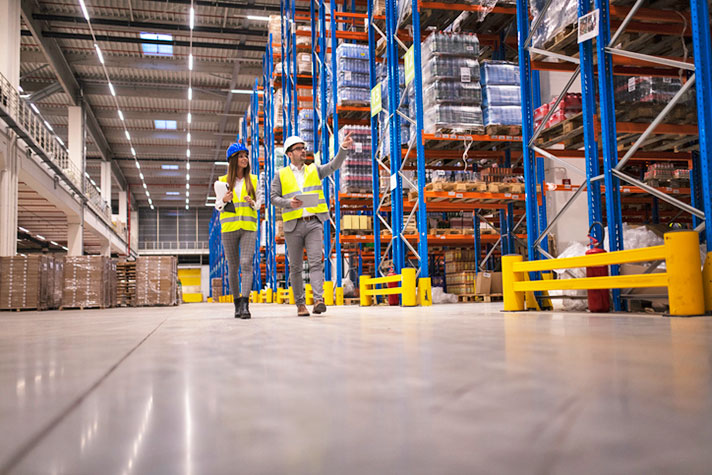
[240,297,252,319]
[233,297,241,319]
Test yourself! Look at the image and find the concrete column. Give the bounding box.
[0,0,20,257]
[100,160,112,206]
[118,190,128,224]
[67,105,84,179]
[67,217,83,256]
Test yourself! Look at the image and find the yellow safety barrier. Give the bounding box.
[359,268,417,307]
[418,277,432,306]
[250,290,260,303]
[502,231,706,317]
[305,284,314,305]
[324,281,334,305]
[276,287,295,305]
[704,252,712,313]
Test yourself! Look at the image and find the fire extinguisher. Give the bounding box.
[387,266,400,306]
[586,222,611,313]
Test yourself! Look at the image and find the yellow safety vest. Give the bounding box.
[219,174,259,232]
[279,164,328,222]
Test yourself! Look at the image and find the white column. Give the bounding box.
[67,217,83,256]
[100,160,112,206]
[67,105,84,179]
[118,190,128,224]
[0,0,20,256]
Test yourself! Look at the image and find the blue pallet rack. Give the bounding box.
[516,0,712,310]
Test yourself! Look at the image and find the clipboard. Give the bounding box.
[294,193,319,208]
[215,180,236,212]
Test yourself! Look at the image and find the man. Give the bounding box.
[270,133,353,317]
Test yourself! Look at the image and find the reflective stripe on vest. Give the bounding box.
[219,174,259,232]
[279,164,329,222]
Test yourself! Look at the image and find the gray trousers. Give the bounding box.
[222,229,257,298]
[284,218,324,305]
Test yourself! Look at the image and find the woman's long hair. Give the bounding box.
[226,152,256,199]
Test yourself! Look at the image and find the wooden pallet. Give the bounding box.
[531,23,578,61]
[343,297,361,306]
[474,293,504,302]
[536,113,585,149]
[457,294,479,303]
[60,305,107,311]
[0,307,45,312]
[485,124,522,137]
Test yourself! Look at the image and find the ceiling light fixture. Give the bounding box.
[187,133,191,142]
[79,0,90,20]
[188,88,192,100]
[125,130,131,140]
[118,110,124,121]
[186,149,191,158]
[108,82,116,96]
[186,162,190,170]
[189,7,195,29]
[131,147,136,156]
[247,15,270,21]
[94,44,105,64]
[187,112,192,124]
[189,54,194,70]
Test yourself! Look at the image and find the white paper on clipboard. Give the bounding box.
[294,193,319,208]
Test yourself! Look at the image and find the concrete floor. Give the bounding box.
[1,303,711,475]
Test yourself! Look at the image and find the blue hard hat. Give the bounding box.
[226,141,248,159]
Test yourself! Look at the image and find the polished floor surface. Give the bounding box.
[1,302,711,474]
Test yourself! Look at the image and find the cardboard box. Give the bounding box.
[475,272,492,295]
[619,264,667,297]
[359,215,370,230]
[490,272,503,294]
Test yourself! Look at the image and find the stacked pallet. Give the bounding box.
[211,277,223,300]
[62,256,113,309]
[116,260,137,307]
[0,255,56,311]
[444,250,478,296]
[49,256,64,309]
[136,256,178,306]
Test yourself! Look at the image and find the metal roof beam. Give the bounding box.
[36,107,243,124]
[27,81,63,102]
[21,50,261,75]
[21,30,265,52]
[31,14,268,38]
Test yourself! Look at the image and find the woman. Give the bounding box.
[214,141,262,319]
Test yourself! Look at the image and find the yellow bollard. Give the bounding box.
[418,277,432,306]
[288,287,295,305]
[401,268,417,306]
[703,252,712,313]
[502,255,525,311]
[305,284,314,305]
[359,275,372,306]
[335,287,344,306]
[250,290,258,303]
[665,231,704,316]
[324,281,334,305]
[266,288,273,304]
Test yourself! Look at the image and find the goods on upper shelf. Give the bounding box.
[480,61,522,127]
[421,32,484,134]
[298,109,314,151]
[336,44,371,106]
[529,0,578,48]
[534,93,582,129]
[614,76,694,104]
[339,125,373,194]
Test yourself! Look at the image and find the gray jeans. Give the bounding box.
[284,218,324,305]
[222,229,257,297]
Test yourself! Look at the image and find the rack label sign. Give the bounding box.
[371,85,382,116]
[577,9,599,43]
[404,46,415,85]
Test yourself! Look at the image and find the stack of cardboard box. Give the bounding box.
[0,255,55,310]
[63,256,113,309]
[211,278,223,300]
[136,256,178,306]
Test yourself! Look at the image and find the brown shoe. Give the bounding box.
[297,304,310,317]
[313,300,327,315]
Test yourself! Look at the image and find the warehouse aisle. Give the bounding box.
[1,303,711,474]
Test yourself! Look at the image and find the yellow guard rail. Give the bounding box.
[502,231,706,317]
[359,268,432,307]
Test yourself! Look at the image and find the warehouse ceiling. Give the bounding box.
[18,0,293,211]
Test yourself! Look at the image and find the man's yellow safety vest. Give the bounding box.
[219,174,259,232]
[279,164,328,222]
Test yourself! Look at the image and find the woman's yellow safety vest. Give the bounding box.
[279,164,328,222]
[219,174,259,232]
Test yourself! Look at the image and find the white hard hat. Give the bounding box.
[283,135,306,152]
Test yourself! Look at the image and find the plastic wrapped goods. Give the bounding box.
[136,256,178,306]
[482,85,521,107]
[339,125,373,193]
[614,76,691,104]
[422,56,480,84]
[529,0,578,48]
[337,70,370,88]
[422,32,480,58]
[0,255,55,310]
[424,80,482,107]
[424,105,484,134]
[337,87,370,105]
[480,60,520,86]
[484,106,522,126]
[336,43,369,61]
[63,256,113,309]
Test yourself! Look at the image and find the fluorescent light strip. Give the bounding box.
[30,103,39,114]
[187,112,192,124]
[186,162,190,170]
[247,15,270,21]
[187,133,191,143]
[189,7,195,29]
[188,88,192,100]
[186,149,191,158]
[109,83,116,96]
[125,130,131,140]
[79,0,90,20]
[118,110,124,121]
[189,54,193,70]
[94,44,104,64]
[131,147,136,156]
